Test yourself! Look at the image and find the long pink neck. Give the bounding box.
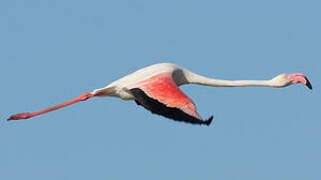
[8,92,95,120]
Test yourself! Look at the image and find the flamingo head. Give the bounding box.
[272,73,312,89]
[287,73,312,90]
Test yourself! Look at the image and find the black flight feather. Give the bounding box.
[130,88,213,126]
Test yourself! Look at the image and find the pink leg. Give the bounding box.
[8,92,95,120]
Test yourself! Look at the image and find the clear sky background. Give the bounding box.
[1,0,320,179]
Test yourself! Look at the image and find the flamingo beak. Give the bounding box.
[305,77,312,90]
[287,74,312,90]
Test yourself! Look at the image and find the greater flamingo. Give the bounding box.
[8,63,312,125]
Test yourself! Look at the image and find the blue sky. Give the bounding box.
[1,0,320,179]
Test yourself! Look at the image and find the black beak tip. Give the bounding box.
[306,78,312,90]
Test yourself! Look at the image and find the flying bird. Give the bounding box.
[8,63,312,125]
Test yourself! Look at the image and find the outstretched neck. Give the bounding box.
[185,71,283,88]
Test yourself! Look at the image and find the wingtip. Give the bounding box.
[204,115,213,126]
[306,78,312,90]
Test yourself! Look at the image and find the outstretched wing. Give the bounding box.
[129,72,213,125]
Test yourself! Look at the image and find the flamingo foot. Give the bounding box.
[8,113,32,121]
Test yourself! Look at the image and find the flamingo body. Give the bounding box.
[8,63,312,126]
[93,63,181,100]
[92,63,212,125]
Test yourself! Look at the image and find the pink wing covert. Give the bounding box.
[136,72,202,120]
